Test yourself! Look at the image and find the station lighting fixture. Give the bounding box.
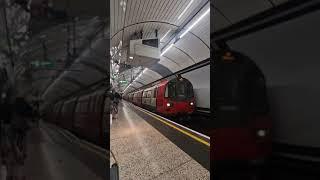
[160,44,174,56]
[178,0,194,19]
[160,29,171,42]
[123,68,147,93]
[257,130,266,137]
[123,84,131,92]
[129,56,133,59]
[179,8,210,39]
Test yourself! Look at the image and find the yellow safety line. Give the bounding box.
[134,105,210,147]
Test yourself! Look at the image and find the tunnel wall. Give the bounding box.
[182,65,210,110]
[228,10,320,148]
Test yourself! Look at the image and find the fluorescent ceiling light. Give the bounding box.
[178,0,194,20]
[180,8,210,39]
[160,29,171,42]
[123,84,131,92]
[160,44,174,56]
[129,56,133,59]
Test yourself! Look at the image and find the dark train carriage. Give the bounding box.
[60,97,78,131]
[212,50,272,163]
[74,94,91,138]
[86,90,106,146]
[73,90,106,146]
[51,101,64,124]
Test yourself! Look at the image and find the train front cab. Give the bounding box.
[156,78,195,117]
[212,50,272,165]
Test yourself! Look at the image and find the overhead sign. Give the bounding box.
[30,60,54,68]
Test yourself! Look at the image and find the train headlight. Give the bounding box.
[257,130,266,137]
[190,102,194,106]
[166,103,171,107]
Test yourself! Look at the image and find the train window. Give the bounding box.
[153,88,157,98]
[165,85,168,98]
[166,79,194,100]
[150,90,153,98]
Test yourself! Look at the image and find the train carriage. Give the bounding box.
[212,49,272,163]
[126,75,196,117]
[60,97,78,131]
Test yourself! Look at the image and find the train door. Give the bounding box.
[150,87,157,110]
[147,90,152,108]
[156,85,165,112]
[138,91,142,106]
[142,91,147,106]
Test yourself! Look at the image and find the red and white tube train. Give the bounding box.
[211,49,272,164]
[123,75,196,117]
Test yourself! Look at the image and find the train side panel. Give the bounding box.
[73,95,91,138]
[60,98,77,131]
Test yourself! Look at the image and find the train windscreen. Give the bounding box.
[214,50,269,126]
[166,78,194,101]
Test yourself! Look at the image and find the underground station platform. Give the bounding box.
[4,122,107,180]
[110,101,210,179]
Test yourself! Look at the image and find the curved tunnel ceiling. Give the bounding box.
[212,0,290,32]
[110,0,210,93]
[42,36,109,103]
[17,16,108,104]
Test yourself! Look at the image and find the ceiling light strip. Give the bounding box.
[179,8,210,39]
[160,44,174,56]
[160,29,171,42]
[123,68,147,93]
[178,0,194,20]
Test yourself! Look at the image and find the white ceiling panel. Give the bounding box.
[175,33,210,63]
[159,57,181,72]
[165,46,195,67]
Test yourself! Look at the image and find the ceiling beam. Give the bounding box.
[61,76,87,87]
[78,60,106,74]
[212,0,319,42]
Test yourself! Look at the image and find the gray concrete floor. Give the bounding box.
[111,101,210,180]
[8,122,104,180]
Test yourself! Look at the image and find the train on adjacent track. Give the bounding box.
[212,49,272,164]
[44,88,109,148]
[123,75,196,117]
